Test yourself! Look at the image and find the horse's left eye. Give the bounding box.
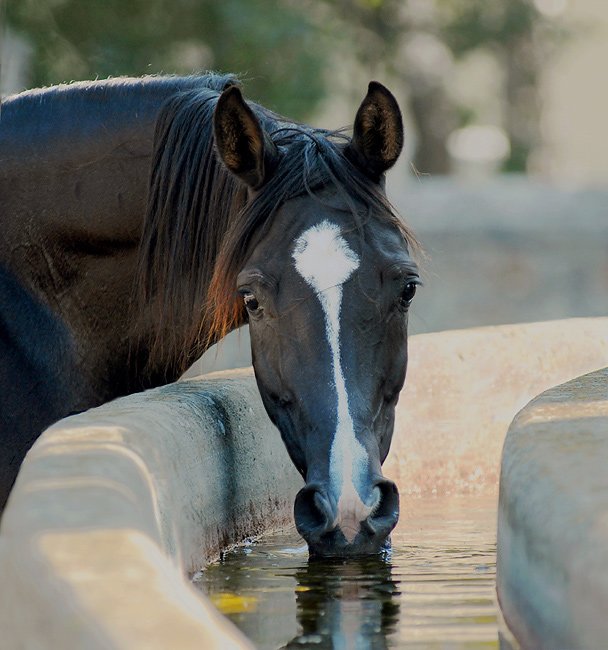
[400,282,417,306]
[242,292,260,312]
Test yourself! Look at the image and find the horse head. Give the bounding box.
[211,82,419,557]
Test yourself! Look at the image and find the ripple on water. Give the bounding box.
[195,495,498,649]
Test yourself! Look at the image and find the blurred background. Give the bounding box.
[2,0,606,373]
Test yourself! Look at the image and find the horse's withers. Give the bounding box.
[213,82,419,556]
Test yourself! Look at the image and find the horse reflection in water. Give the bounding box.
[284,557,399,649]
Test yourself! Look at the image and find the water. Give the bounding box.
[195,495,498,649]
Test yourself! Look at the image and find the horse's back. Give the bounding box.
[0,76,215,165]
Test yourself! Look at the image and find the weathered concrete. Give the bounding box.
[0,318,607,648]
[497,367,608,649]
[385,317,608,496]
[0,377,302,649]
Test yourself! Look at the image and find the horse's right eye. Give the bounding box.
[242,292,260,312]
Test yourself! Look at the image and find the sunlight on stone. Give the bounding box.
[520,398,608,425]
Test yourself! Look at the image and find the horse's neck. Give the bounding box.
[0,77,213,407]
[0,77,208,254]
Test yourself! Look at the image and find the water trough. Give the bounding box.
[0,318,607,648]
[498,366,608,648]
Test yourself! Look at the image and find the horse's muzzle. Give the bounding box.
[294,478,400,557]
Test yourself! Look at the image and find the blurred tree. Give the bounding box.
[321,0,563,174]
[438,0,555,172]
[5,0,325,119]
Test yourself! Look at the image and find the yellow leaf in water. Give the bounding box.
[210,592,258,614]
[294,585,311,592]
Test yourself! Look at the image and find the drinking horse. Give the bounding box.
[0,74,420,555]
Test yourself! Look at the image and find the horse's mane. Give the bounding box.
[137,73,418,375]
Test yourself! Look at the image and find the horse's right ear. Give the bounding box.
[214,86,276,190]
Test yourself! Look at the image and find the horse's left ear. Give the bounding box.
[214,85,276,189]
[345,81,404,180]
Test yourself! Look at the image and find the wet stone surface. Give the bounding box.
[195,495,498,649]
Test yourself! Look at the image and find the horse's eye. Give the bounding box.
[242,292,260,312]
[400,282,417,305]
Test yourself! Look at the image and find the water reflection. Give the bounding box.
[196,495,499,649]
[283,556,399,649]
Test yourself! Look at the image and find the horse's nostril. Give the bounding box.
[295,479,400,555]
[363,479,400,536]
[294,485,334,538]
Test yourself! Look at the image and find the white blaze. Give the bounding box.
[293,220,372,543]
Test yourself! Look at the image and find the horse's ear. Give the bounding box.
[345,81,404,180]
[214,86,276,189]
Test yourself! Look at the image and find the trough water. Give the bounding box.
[195,495,498,648]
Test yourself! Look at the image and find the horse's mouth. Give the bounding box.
[306,527,393,558]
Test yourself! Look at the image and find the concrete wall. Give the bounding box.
[1,318,607,649]
[395,177,608,334]
[497,367,608,649]
[0,376,300,650]
[383,318,608,497]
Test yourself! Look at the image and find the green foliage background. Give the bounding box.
[6,0,326,119]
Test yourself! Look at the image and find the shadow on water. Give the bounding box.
[282,555,399,649]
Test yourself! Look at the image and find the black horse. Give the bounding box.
[0,73,420,556]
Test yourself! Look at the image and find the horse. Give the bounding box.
[0,73,420,556]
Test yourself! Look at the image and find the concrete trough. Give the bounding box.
[497,367,608,648]
[0,318,607,648]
